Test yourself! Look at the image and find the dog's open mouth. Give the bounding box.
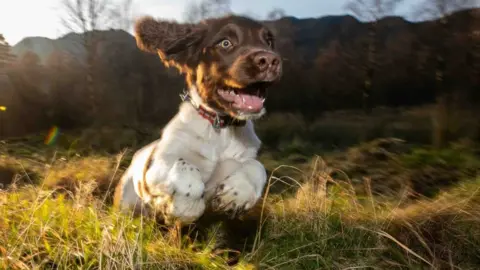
[217,82,269,114]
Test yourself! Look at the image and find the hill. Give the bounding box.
[12,8,478,68]
[3,8,479,140]
[12,30,136,65]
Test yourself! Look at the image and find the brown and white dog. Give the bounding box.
[113,14,283,225]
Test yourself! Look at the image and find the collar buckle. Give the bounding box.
[180,89,190,103]
[212,115,222,129]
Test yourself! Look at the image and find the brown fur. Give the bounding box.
[134,14,282,119]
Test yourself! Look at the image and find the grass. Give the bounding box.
[256,105,480,153]
[1,131,480,269]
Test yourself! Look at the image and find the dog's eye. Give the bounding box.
[219,39,233,49]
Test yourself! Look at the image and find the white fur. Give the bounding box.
[115,86,267,224]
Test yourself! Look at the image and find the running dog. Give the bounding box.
[114,14,283,226]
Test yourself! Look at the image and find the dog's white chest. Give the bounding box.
[198,139,219,161]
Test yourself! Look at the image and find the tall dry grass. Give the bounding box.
[1,138,480,269]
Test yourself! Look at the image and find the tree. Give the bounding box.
[59,0,122,120]
[7,51,51,134]
[464,8,480,97]
[266,8,286,20]
[0,34,16,71]
[461,6,480,139]
[412,0,477,148]
[343,0,403,142]
[314,41,352,110]
[109,0,135,32]
[183,0,231,23]
[0,34,16,138]
[45,51,85,128]
[345,0,404,117]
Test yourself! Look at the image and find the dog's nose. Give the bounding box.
[253,51,281,71]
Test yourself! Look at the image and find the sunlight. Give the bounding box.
[0,0,60,44]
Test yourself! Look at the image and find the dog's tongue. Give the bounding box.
[232,93,263,113]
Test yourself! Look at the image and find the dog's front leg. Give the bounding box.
[145,155,207,224]
[206,158,267,217]
[115,141,207,224]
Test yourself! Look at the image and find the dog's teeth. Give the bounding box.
[229,91,235,95]
[262,98,266,103]
[248,105,253,109]
[242,97,245,103]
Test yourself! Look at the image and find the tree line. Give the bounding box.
[0,0,478,149]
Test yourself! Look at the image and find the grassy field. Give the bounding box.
[1,122,480,269]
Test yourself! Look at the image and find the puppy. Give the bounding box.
[113,14,283,226]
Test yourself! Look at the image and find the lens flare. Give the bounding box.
[44,126,60,145]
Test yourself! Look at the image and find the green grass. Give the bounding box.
[0,188,238,269]
[1,133,480,269]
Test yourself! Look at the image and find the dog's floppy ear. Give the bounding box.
[134,16,206,72]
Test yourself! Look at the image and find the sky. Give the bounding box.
[0,0,422,45]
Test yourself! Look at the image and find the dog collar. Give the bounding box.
[180,90,246,129]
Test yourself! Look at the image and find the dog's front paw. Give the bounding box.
[211,171,258,217]
[164,193,206,224]
[161,158,206,224]
[168,158,204,198]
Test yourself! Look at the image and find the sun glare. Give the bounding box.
[0,0,60,45]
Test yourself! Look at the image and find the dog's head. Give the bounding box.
[134,14,283,120]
